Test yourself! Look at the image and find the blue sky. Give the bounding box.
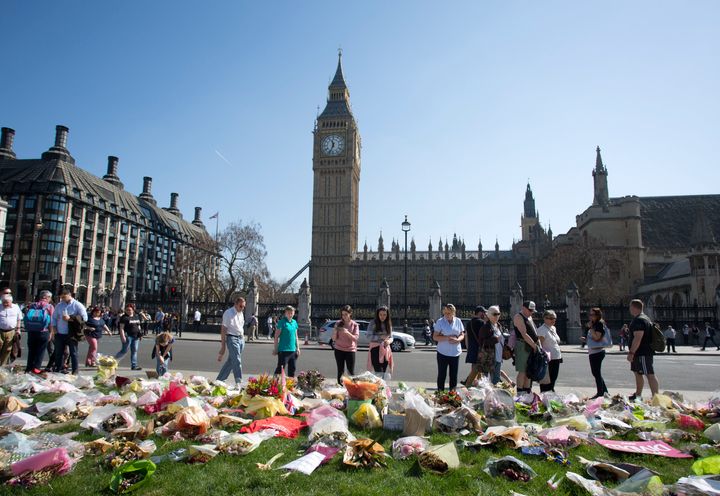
[4,1,719,283]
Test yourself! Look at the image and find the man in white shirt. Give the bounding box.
[193,309,201,332]
[0,292,22,365]
[216,297,246,385]
[266,315,273,339]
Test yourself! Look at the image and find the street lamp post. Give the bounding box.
[401,215,411,322]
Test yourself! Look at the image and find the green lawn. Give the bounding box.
[0,391,702,496]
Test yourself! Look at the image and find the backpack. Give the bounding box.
[650,322,666,353]
[24,304,50,332]
[526,343,549,382]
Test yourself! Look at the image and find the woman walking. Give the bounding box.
[476,306,501,383]
[115,303,143,371]
[537,310,562,392]
[587,307,610,399]
[512,301,539,394]
[366,306,393,379]
[332,305,359,384]
[85,307,111,367]
[433,303,465,391]
[273,305,300,377]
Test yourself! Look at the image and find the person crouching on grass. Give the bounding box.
[153,331,174,377]
[273,305,300,377]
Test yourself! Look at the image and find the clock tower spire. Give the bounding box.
[310,52,361,304]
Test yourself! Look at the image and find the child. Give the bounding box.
[153,331,174,377]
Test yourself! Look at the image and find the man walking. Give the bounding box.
[24,290,54,373]
[217,297,246,386]
[50,288,88,375]
[246,313,258,341]
[423,319,433,346]
[701,321,720,351]
[682,324,690,346]
[193,309,201,332]
[0,292,22,365]
[266,315,273,339]
[664,325,677,353]
[627,299,659,401]
[154,307,165,335]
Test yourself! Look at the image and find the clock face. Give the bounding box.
[321,134,345,156]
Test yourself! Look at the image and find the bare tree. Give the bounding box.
[214,221,268,303]
[538,236,629,303]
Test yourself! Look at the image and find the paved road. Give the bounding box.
[33,337,715,395]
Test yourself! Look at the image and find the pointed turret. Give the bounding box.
[378,232,384,252]
[592,146,610,207]
[523,182,536,218]
[690,211,717,248]
[478,237,483,252]
[319,50,352,119]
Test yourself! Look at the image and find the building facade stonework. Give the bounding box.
[0,125,217,307]
[309,56,720,312]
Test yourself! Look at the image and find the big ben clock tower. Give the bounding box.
[309,51,361,304]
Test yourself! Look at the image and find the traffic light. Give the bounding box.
[170,286,177,297]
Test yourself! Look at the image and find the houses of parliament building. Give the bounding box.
[309,54,720,310]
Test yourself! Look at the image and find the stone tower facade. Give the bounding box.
[309,52,361,304]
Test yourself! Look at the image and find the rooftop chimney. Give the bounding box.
[138,176,156,205]
[165,192,182,218]
[0,127,16,160]
[102,155,124,189]
[192,206,205,228]
[41,125,75,164]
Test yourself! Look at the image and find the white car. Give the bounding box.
[317,320,415,352]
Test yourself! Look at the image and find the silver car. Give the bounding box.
[317,320,415,352]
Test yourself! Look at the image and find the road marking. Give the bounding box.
[695,363,720,367]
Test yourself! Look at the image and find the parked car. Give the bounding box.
[317,320,415,352]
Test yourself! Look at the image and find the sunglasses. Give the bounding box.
[545,317,556,320]
[489,313,501,317]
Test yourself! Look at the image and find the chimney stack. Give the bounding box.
[102,155,124,188]
[138,176,156,205]
[192,207,205,228]
[54,125,69,149]
[41,124,75,164]
[166,192,182,218]
[0,127,16,160]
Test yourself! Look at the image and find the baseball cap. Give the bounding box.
[522,300,536,311]
[475,305,487,314]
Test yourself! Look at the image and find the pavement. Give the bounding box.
[173,330,720,357]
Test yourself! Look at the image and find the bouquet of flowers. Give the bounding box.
[297,370,325,392]
[434,390,462,408]
[245,374,282,399]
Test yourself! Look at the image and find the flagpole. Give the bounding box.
[215,212,219,244]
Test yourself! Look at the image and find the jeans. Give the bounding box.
[493,361,502,384]
[115,335,141,368]
[540,359,561,392]
[436,352,459,391]
[54,333,78,374]
[156,356,169,376]
[334,349,355,384]
[274,351,297,377]
[217,335,244,384]
[25,331,49,372]
[589,351,608,397]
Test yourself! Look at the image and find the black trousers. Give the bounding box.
[702,336,719,350]
[436,352,459,391]
[589,351,608,397]
[25,331,49,372]
[540,358,561,392]
[666,338,676,352]
[274,351,297,377]
[54,334,78,374]
[370,346,388,374]
[334,349,355,384]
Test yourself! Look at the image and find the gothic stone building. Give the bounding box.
[0,125,217,307]
[310,55,720,312]
[309,55,552,308]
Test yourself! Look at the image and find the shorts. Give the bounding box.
[630,354,654,375]
[514,342,530,373]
